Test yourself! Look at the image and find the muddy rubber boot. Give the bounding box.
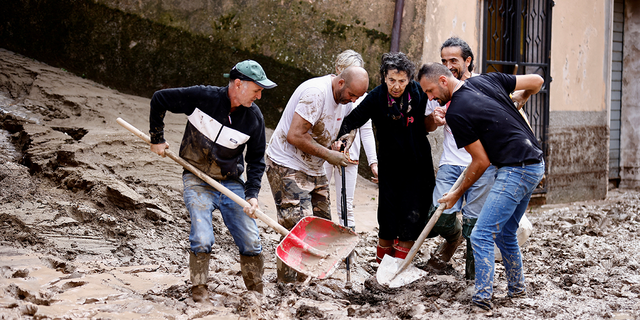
[376,245,395,263]
[462,217,478,280]
[189,251,210,302]
[393,245,410,260]
[240,253,264,294]
[277,257,298,283]
[428,217,463,269]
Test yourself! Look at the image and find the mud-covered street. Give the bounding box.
[1,48,639,319]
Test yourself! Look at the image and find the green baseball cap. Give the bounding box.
[224,60,277,89]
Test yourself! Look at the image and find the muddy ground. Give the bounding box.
[0,48,639,319]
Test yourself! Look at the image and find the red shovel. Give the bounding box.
[117,118,359,279]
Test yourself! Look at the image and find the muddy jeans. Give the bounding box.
[265,157,331,230]
[471,161,544,309]
[183,172,262,256]
[432,164,496,219]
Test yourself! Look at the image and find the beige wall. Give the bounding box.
[550,1,610,112]
[545,0,611,203]
[420,0,481,168]
[420,0,481,67]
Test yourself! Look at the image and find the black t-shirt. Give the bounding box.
[445,72,543,166]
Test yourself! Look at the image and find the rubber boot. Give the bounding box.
[428,215,463,269]
[277,257,298,283]
[462,217,478,280]
[189,251,210,302]
[393,245,410,260]
[240,253,264,294]
[376,245,395,263]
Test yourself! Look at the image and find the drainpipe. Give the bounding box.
[390,0,404,52]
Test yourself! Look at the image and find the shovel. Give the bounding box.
[116,118,359,279]
[377,168,467,288]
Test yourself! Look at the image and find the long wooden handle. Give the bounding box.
[116,117,290,236]
[392,167,468,278]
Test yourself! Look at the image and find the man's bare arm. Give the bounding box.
[511,74,544,109]
[438,139,490,209]
[287,113,349,167]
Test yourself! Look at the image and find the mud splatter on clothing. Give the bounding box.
[266,157,330,230]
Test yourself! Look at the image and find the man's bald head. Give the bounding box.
[341,66,369,90]
[333,66,369,104]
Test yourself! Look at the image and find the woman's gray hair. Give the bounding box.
[335,50,364,74]
[379,52,416,84]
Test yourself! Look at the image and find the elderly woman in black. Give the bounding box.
[338,52,443,262]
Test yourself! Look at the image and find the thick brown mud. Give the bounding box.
[1,48,639,319]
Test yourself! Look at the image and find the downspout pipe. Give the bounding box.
[390,0,404,52]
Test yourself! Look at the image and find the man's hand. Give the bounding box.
[330,140,342,151]
[151,142,169,157]
[438,190,461,210]
[370,163,379,183]
[243,198,259,219]
[337,130,357,152]
[432,106,447,126]
[326,150,349,167]
[511,90,530,110]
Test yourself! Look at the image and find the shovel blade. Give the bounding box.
[376,255,427,288]
[276,216,359,279]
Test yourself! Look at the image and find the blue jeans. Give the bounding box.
[470,161,544,309]
[432,164,496,219]
[182,172,262,256]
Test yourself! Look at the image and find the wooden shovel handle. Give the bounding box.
[392,167,468,278]
[116,118,290,236]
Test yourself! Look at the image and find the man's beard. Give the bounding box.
[453,68,464,80]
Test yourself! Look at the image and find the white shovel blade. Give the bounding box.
[376,254,427,288]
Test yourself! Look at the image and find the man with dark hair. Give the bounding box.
[421,37,496,280]
[440,37,475,77]
[418,62,544,311]
[266,66,369,283]
[149,60,276,301]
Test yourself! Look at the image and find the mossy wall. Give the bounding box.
[0,0,318,128]
[0,0,427,128]
[99,0,427,86]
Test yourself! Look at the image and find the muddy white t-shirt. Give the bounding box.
[267,75,349,176]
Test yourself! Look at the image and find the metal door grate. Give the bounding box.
[483,0,553,192]
[610,0,624,182]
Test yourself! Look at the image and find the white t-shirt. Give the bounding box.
[267,75,350,176]
[346,94,377,164]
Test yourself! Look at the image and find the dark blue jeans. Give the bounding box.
[471,161,544,309]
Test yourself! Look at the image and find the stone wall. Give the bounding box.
[620,0,640,188]
[98,0,428,86]
[0,0,427,130]
[0,0,313,128]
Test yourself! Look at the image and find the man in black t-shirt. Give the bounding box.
[418,62,544,311]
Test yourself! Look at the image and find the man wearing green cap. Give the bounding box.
[148,60,276,302]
